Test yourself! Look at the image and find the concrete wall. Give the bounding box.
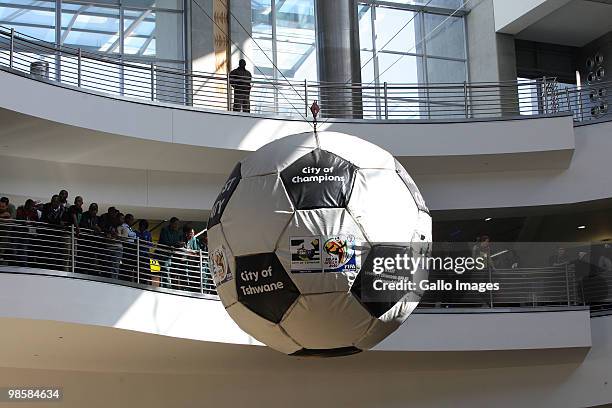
[0,272,591,353]
[493,0,573,34]
[466,0,518,116]
[0,272,607,408]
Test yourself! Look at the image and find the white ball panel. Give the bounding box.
[208,225,237,308]
[275,209,369,294]
[226,302,302,354]
[354,300,419,350]
[317,132,396,170]
[348,169,420,243]
[240,132,317,178]
[281,293,373,349]
[221,174,294,256]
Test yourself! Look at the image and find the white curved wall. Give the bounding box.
[0,271,609,408]
[0,271,591,352]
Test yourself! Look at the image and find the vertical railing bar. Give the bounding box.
[464,81,468,118]
[77,48,82,87]
[9,28,14,69]
[489,265,494,308]
[70,224,75,274]
[304,79,308,117]
[226,72,232,111]
[199,250,204,294]
[136,237,140,284]
[384,82,388,120]
[150,62,155,101]
[542,76,548,114]
[565,264,570,306]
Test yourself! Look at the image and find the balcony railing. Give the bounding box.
[0,26,609,122]
[2,219,612,315]
[0,219,216,297]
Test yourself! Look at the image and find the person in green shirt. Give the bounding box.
[158,217,183,288]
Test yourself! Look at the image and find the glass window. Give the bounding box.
[0,0,56,42]
[423,13,465,59]
[359,1,467,89]
[386,0,465,9]
[250,0,317,81]
[378,52,422,84]
[374,7,416,54]
[358,4,372,51]
[124,9,183,59]
[426,57,465,83]
[61,3,121,53]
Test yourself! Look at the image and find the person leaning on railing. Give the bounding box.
[14,199,39,267]
[117,214,137,282]
[180,224,201,291]
[105,213,123,280]
[135,220,155,286]
[0,199,13,266]
[41,194,69,270]
[78,203,102,275]
[158,217,184,289]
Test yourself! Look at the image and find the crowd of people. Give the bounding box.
[0,192,210,293]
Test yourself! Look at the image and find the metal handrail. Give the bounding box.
[4,219,612,314]
[0,219,215,296]
[1,26,609,121]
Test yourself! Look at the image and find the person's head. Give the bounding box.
[50,194,60,209]
[239,59,246,68]
[59,190,68,203]
[88,203,98,216]
[117,213,125,226]
[557,247,566,257]
[0,201,7,212]
[183,224,195,240]
[25,199,35,211]
[107,206,117,216]
[169,217,179,230]
[480,235,490,248]
[139,219,149,232]
[124,213,134,225]
[0,197,9,206]
[74,196,83,208]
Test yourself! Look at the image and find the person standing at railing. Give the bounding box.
[41,195,67,270]
[181,224,201,292]
[117,213,137,282]
[135,219,155,286]
[229,59,252,113]
[0,199,13,266]
[14,199,39,267]
[79,203,101,275]
[106,213,123,280]
[0,197,16,219]
[159,217,184,289]
[58,190,69,211]
[65,196,84,235]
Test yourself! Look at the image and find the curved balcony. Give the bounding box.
[0,26,607,123]
[0,219,595,356]
[1,219,610,314]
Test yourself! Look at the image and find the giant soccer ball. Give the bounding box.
[207,131,431,356]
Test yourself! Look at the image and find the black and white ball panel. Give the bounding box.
[221,174,294,257]
[234,252,300,323]
[280,292,373,350]
[280,149,357,210]
[225,302,301,355]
